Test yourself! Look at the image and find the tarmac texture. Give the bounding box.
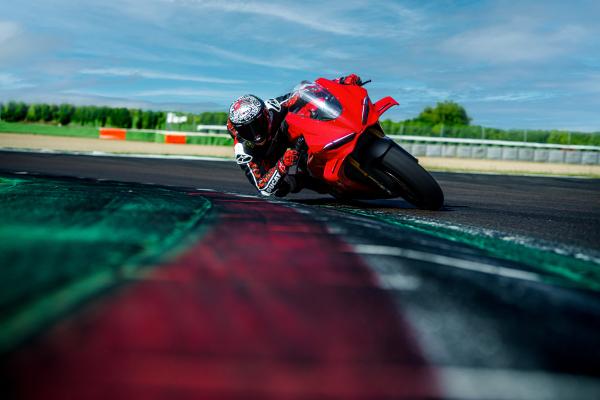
[0,151,599,399]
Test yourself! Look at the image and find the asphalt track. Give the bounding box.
[1,151,600,399]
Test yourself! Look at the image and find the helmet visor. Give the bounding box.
[236,109,270,145]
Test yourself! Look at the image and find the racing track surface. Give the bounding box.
[1,151,600,399]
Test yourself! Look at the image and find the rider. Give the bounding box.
[227,74,363,197]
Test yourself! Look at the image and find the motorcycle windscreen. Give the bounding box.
[288,81,342,121]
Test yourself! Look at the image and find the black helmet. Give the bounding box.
[229,94,272,146]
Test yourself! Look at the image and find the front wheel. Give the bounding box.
[376,145,444,210]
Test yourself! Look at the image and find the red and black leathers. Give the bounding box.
[228,93,299,196]
[227,75,363,196]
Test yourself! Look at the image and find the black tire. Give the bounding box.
[377,145,444,210]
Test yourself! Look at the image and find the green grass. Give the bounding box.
[186,135,233,146]
[0,174,212,352]
[0,121,98,138]
[0,121,233,146]
[126,130,162,142]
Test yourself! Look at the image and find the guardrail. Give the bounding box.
[195,124,228,131]
[390,135,600,164]
[102,126,600,165]
[388,135,600,151]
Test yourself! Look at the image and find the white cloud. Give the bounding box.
[131,88,240,98]
[199,44,313,70]
[0,72,34,89]
[0,20,58,66]
[11,88,223,111]
[442,22,586,63]
[565,73,600,94]
[396,85,452,103]
[177,0,360,36]
[168,0,424,38]
[79,67,244,84]
[478,92,556,102]
[0,20,20,43]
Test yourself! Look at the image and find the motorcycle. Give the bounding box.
[285,78,444,210]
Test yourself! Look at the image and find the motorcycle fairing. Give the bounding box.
[373,96,399,116]
[285,78,399,189]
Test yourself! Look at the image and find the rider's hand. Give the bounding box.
[283,149,299,167]
[341,74,362,85]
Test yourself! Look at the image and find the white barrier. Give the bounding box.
[171,126,600,164]
[388,135,600,151]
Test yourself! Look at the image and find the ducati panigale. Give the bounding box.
[285,78,444,210]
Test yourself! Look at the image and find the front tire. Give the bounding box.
[377,145,444,210]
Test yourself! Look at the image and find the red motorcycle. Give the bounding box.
[285,78,444,210]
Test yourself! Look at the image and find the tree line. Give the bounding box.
[0,101,228,130]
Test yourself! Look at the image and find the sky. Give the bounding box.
[1,0,599,131]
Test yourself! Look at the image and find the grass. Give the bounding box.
[0,121,98,138]
[0,121,233,146]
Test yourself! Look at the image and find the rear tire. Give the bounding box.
[377,145,444,210]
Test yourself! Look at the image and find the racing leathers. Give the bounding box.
[227,94,299,196]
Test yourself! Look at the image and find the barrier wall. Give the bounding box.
[391,136,600,165]
[98,127,600,165]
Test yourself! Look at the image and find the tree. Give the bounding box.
[415,101,470,126]
[26,104,41,122]
[107,108,132,128]
[13,102,28,122]
[49,105,59,122]
[39,104,52,122]
[57,104,75,125]
[98,107,109,126]
[133,109,143,129]
[2,101,17,121]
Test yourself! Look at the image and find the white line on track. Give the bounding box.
[387,215,600,265]
[353,244,542,283]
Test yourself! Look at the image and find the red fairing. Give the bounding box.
[374,96,400,116]
[285,77,398,193]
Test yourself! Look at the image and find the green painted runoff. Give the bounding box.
[0,174,211,352]
[333,205,600,292]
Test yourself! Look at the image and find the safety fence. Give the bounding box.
[389,135,600,165]
[99,127,600,165]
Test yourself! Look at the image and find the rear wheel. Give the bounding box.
[375,145,444,210]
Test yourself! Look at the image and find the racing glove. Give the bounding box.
[283,149,299,167]
[277,149,299,174]
[339,74,362,85]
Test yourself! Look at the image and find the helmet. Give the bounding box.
[228,94,272,146]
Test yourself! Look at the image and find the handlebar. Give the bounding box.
[359,79,372,87]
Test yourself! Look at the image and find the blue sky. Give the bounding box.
[1,0,599,131]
